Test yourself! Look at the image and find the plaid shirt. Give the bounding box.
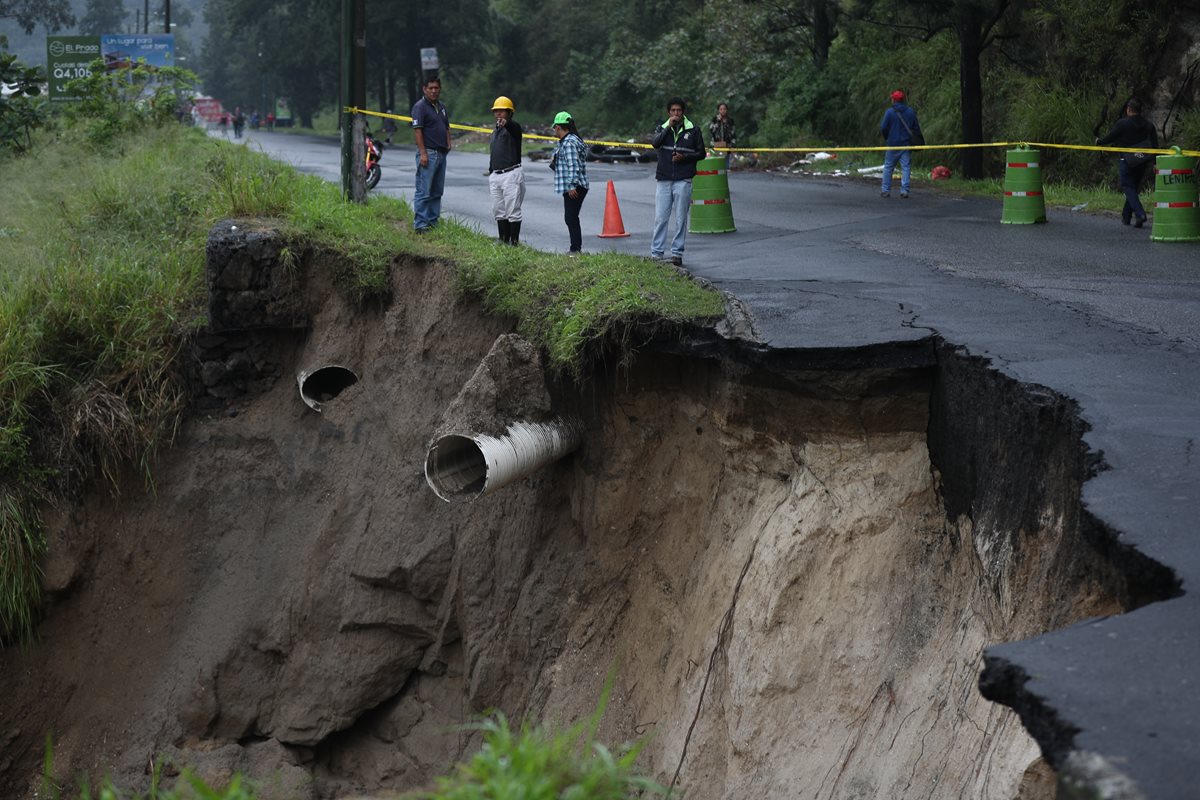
[552,133,589,194]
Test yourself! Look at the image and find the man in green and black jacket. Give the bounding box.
[650,97,706,267]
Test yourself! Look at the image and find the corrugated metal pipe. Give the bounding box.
[424,418,584,503]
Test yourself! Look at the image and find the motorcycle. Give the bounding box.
[365,131,382,190]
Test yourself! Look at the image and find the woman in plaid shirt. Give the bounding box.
[550,111,590,254]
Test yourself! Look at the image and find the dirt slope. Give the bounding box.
[0,233,1132,799]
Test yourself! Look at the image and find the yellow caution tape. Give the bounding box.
[346,107,1200,158]
[348,106,637,147]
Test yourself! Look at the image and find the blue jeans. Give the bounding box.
[652,179,693,258]
[1118,157,1149,222]
[413,150,447,230]
[882,149,911,194]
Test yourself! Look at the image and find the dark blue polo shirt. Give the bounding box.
[411,96,450,152]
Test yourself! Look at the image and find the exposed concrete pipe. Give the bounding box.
[424,418,583,502]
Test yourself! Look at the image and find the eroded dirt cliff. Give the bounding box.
[0,226,1154,799]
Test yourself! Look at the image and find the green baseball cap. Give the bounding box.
[553,111,572,126]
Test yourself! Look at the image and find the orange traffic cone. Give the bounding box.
[597,180,631,238]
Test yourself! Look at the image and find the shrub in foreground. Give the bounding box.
[420,708,666,800]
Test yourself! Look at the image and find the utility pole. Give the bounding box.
[164,0,170,34]
[341,0,367,202]
[143,0,149,33]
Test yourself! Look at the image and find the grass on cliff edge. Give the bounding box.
[0,123,724,642]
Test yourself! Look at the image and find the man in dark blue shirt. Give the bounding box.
[879,90,922,199]
[1096,99,1159,228]
[410,77,451,232]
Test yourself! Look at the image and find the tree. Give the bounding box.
[0,45,45,153]
[747,0,843,68]
[854,0,1024,178]
[202,0,338,127]
[1027,0,1173,132]
[0,0,73,34]
[78,0,126,35]
[363,0,492,111]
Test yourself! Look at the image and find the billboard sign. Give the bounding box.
[420,47,439,71]
[193,96,222,123]
[47,34,176,102]
[46,36,101,101]
[99,34,176,71]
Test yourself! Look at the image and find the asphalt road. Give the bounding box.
[229,128,1200,797]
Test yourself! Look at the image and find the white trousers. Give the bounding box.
[489,167,526,221]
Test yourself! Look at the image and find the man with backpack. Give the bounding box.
[879,90,923,199]
[1096,99,1159,228]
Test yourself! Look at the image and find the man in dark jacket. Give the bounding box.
[1096,99,1159,228]
[651,97,706,267]
[488,95,525,244]
[879,90,921,198]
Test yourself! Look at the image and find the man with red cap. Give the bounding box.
[879,89,923,198]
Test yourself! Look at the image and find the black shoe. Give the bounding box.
[1135,216,1146,228]
[1122,216,1131,226]
[671,256,683,267]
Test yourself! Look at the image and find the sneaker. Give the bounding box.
[671,256,683,267]
[881,191,890,198]
[1134,216,1146,228]
[566,251,580,258]
[900,191,909,199]
[649,253,665,262]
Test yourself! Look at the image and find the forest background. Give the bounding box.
[3,0,1200,181]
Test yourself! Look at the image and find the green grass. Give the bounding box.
[0,126,409,641]
[419,680,665,800]
[441,222,725,370]
[419,714,665,800]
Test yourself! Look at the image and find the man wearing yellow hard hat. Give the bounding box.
[489,95,526,244]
